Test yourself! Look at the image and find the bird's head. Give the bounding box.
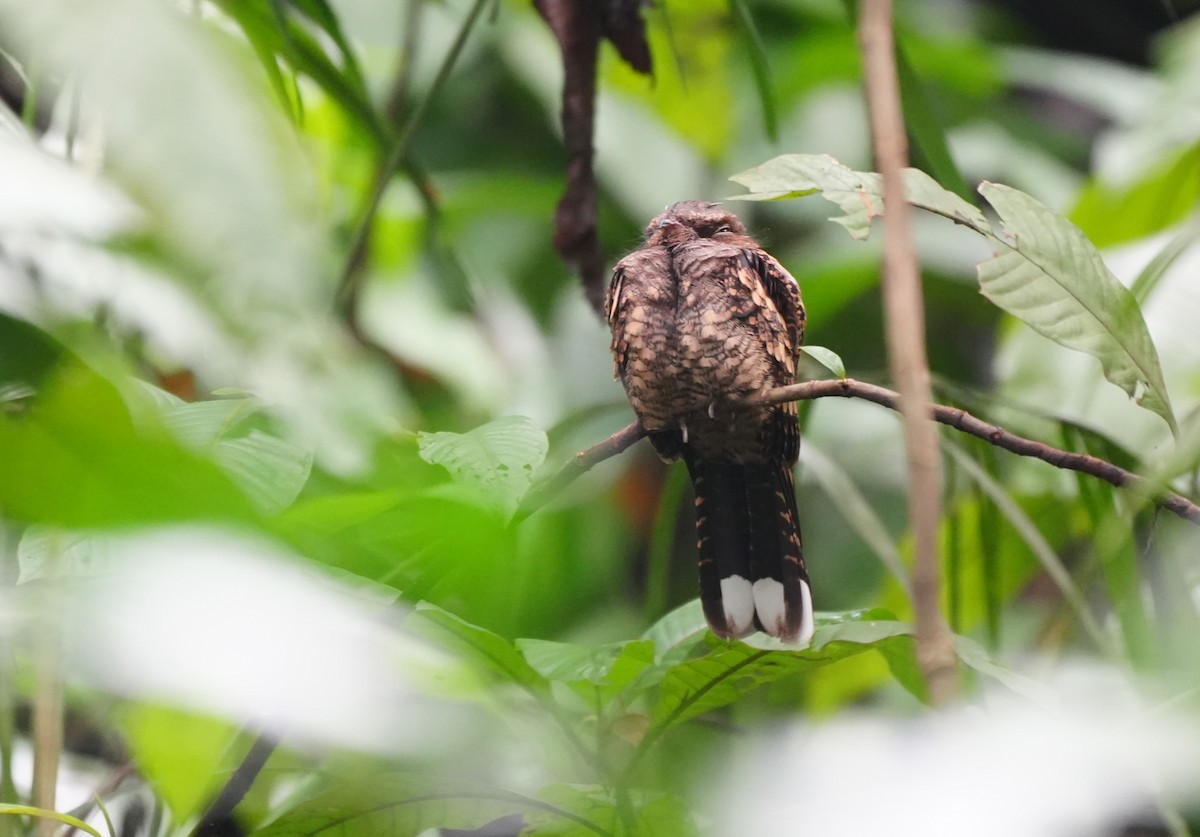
[644,201,747,247]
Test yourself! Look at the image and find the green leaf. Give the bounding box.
[407,602,550,693]
[0,365,258,528]
[0,312,64,395]
[1071,142,1200,248]
[729,153,987,239]
[1130,222,1200,305]
[254,773,577,837]
[521,639,654,688]
[799,345,846,379]
[18,528,117,583]
[605,0,735,162]
[730,153,882,235]
[211,430,312,514]
[151,392,313,514]
[641,600,708,665]
[118,704,241,823]
[977,182,1177,436]
[0,805,103,837]
[649,614,911,733]
[523,785,616,837]
[730,154,1177,435]
[524,785,695,837]
[894,42,972,202]
[213,0,385,145]
[952,635,1048,699]
[727,0,777,141]
[418,416,549,516]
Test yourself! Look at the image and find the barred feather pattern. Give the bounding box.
[606,201,813,645]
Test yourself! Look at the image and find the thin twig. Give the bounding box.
[334,0,491,319]
[190,730,279,837]
[859,0,958,704]
[522,378,1200,527]
[384,0,426,126]
[514,422,646,523]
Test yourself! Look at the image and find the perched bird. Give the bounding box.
[606,201,813,645]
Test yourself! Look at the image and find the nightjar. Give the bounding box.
[606,201,812,644]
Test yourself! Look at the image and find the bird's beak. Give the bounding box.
[658,217,680,229]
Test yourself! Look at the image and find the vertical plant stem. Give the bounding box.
[946,461,962,634]
[31,543,64,836]
[0,522,17,837]
[858,0,958,704]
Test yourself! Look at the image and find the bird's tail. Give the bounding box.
[683,451,813,645]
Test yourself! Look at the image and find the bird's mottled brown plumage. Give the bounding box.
[606,201,813,644]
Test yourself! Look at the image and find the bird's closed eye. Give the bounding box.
[713,224,733,234]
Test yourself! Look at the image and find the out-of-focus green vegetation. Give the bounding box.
[2,0,1200,834]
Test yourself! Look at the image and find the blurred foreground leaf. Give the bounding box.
[648,614,914,732]
[0,365,257,528]
[120,704,241,823]
[419,415,549,517]
[255,773,582,837]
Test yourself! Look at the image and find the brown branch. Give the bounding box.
[534,0,651,315]
[762,380,1200,524]
[860,0,957,704]
[521,380,1200,550]
[514,421,646,524]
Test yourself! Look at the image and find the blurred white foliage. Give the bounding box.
[0,0,403,472]
[62,526,478,754]
[717,665,1200,837]
[0,133,137,236]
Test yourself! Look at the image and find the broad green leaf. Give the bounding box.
[649,615,912,732]
[641,599,708,665]
[524,784,696,837]
[875,635,928,703]
[0,365,258,527]
[519,639,656,706]
[211,431,312,514]
[119,704,241,823]
[730,153,986,239]
[419,415,549,516]
[799,345,846,379]
[730,154,883,236]
[0,312,64,394]
[894,44,973,202]
[407,602,549,694]
[0,805,103,837]
[523,785,616,837]
[952,635,1048,700]
[18,528,118,583]
[254,773,568,837]
[730,154,1177,434]
[148,391,313,514]
[978,183,1176,435]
